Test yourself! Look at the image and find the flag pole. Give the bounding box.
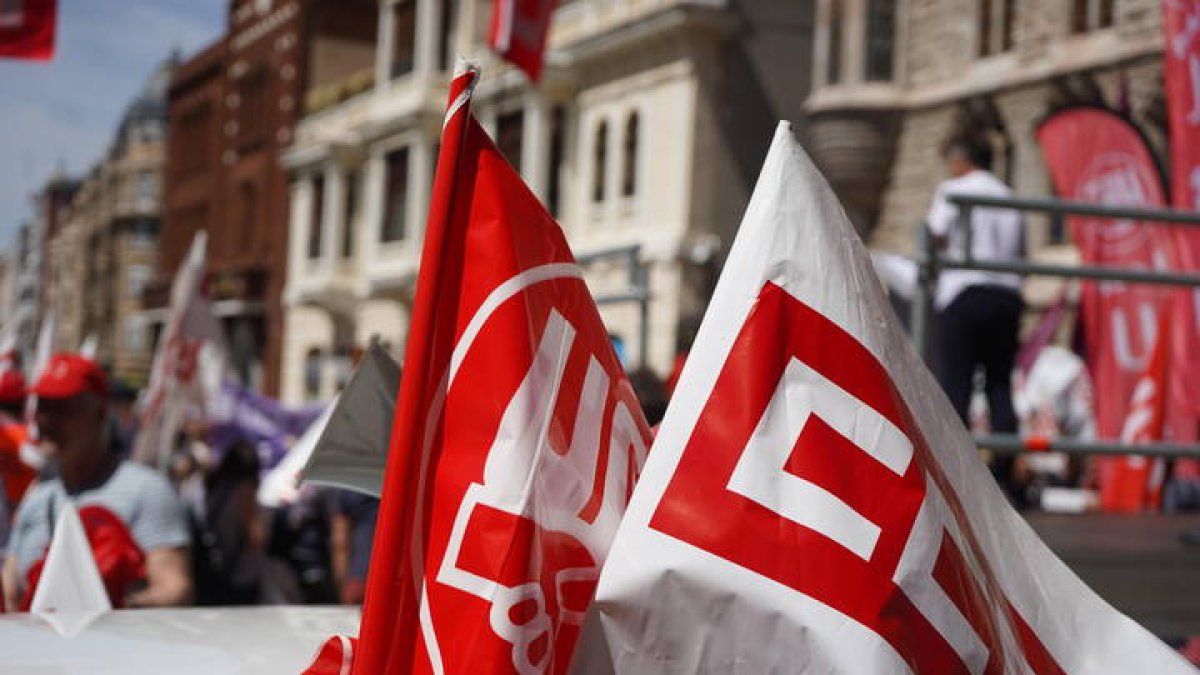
[352,59,480,675]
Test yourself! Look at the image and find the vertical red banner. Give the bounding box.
[1162,0,1200,447]
[1036,108,1175,511]
[0,0,56,61]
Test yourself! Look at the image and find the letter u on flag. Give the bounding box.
[326,61,652,675]
[588,123,1193,673]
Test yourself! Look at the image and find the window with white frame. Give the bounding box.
[592,120,608,203]
[622,111,639,198]
[382,146,410,243]
[309,174,325,258]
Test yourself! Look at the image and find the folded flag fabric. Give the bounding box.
[588,122,1194,674]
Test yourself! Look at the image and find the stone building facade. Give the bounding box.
[806,0,1167,263]
[44,60,171,385]
[158,0,378,395]
[278,0,815,403]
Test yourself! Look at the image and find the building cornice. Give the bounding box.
[554,3,736,67]
[806,30,1163,114]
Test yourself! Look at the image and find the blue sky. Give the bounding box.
[0,0,224,245]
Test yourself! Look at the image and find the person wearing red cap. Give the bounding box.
[2,353,193,610]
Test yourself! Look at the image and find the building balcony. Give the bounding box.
[362,240,421,298]
[284,254,363,318]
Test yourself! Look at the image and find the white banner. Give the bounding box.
[587,123,1192,674]
[133,231,226,468]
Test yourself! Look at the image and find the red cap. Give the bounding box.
[31,353,108,400]
[0,369,26,404]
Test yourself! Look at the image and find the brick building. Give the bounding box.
[158,0,376,395]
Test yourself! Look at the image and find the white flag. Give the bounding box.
[133,231,226,468]
[30,501,112,637]
[588,123,1192,673]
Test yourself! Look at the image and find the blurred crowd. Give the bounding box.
[0,350,671,612]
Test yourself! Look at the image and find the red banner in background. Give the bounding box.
[488,0,556,81]
[0,0,56,60]
[1162,0,1200,446]
[1036,108,1175,511]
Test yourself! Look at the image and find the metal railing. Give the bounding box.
[575,243,650,368]
[910,193,1200,459]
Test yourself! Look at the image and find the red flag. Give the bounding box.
[1161,0,1200,449]
[340,62,651,675]
[1036,107,1177,511]
[488,0,556,81]
[0,0,56,61]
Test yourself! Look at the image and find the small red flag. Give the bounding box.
[488,0,556,81]
[0,0,57,61]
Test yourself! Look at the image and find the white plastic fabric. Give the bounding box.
[585,123,1194,673]
[29,500,112,637]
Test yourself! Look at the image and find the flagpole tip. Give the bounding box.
[453,56,482,80]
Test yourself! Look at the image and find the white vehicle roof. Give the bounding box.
[0,606,359,674]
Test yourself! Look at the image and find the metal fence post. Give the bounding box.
[910,223,937,364]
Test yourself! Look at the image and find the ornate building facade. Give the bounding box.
[279,0,814,403]
[44,59,171,385]
[158,0,378,395]
[806,0,1166,259]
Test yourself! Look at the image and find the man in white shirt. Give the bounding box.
[926,136,1025,498]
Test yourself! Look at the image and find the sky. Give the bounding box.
[0,0,225,246]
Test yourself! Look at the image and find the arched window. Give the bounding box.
[622,112,639,198]
[593,121,608,203]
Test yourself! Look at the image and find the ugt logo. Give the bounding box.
[429,266,650,675]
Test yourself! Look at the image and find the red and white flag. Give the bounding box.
[1161,0,1200,448]
[331,62,651,675]
[0,0,56,60]
[1036,108,1177,511]
[588,123,1192,673]
[133,231,226,468]
[488,0,556,81]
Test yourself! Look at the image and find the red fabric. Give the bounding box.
[487,0,556,81]
[303,636,358,675]
[1162,1,1200,448]
[0,368,26,405]
[31,353,108,400]
[0,0,56,60]
[1036,108,1175,512]
[21,504,146,610]
[0,422,34,508]
[350,66,651,674]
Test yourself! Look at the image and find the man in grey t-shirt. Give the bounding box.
[1,353,192,610]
